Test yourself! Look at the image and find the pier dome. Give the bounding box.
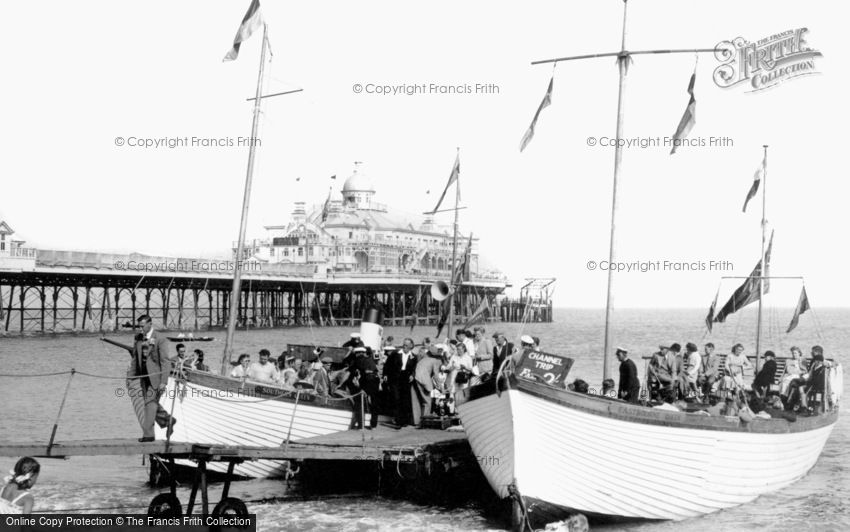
[342,162,375,209]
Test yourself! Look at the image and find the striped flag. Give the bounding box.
[463,297,491,329]
[430,153,460,214]
[705,289,718,332]
[223,0,263,62]
[786,287,810,333]
[670,73,696,155]
[742,155,766,213]
[519,75,554,152]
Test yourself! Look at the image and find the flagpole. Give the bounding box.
[755,144,768,374]
[601,0,629,383]
[221,23,270,376]
[446,147,460,342]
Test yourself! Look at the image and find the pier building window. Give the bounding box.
[298,247,304,257]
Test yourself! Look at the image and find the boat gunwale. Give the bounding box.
[459,375,838,434]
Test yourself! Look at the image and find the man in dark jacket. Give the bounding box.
[133,314,177,442]
[383,338,418,427]
[752,350,778,398]
[349,347,380,429]
[616,347,641,403]
[492,333,514,374]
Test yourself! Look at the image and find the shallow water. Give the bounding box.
[1,308,847,531]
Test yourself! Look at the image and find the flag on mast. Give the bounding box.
[320,187,332,222]
[463,296,491,329]
[223,0,263,62]
[453,233,473,285]
[669,72,696,155]
[742,155,766,212]
[430,153,460,213]
[519,74,554,152]
[786,287,810,333]
[714,231,774,323]
[705,289,719,332]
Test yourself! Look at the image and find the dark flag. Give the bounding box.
[742,155,766,213]
[409,286,423,332]
[705,289,718,332]
[320,188,332,222]
[786,287,811,333]
[453,233,473,286]
[519,74,554,152]
[431,153,460,214]
[714,231,774,323]
[223,0,263,62]
[435,300,449,338]
[670,72,696,155]
[330,175,337,180]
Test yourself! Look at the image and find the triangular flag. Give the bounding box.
[431,153,460,214]
[705,289,719,332]
[519,75,553,152]
[786,287,811,333]
[714,232,773,324]
[223,0,263,62]
[320,188,332,222]
[670,72,696,155]
[743,155,766,213]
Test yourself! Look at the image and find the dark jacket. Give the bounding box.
[492,342,514,373]
[619,358,641,402]
[753,359,777,392]
[132,331,173,389]
[383,350,417,384]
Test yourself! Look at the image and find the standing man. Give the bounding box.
[313,356,333,397]
[647,345,676,402]
[616,348,641,403]
[133,314,176,442]
[349,347,380,430]
[383,338,418,427]
[473,328,494,379]
[412,343,443,425]
[492,333,514,374]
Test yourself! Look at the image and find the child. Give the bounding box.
[0,457,40,514]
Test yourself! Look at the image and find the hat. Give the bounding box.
[353,346,366,353]
[349,332,361,338]
[321,356,333,364]
[615,347,628,355]
[520,335,534,345]
[313,347,324,355]
[492,332,504,339]
[285,355,295,362]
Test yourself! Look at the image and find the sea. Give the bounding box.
[0,308,847,531]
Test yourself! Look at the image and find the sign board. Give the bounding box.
[515,349,574,386]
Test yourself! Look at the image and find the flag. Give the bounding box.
[714,231,774,323]
[409,286,423,332]
[669,72,696,155]
[742,155,766,213]
[463,297,491,329]
[320,188,332,222]
[786,287,810,333]
[519,75,553,152]
[430,153,460,214]
[435,300,449,338]
[453,233,473,285]
[330,175,337,180]
[223,0,263,62]
[705,289,718,332]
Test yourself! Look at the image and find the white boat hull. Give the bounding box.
[155,373,365,478]
[458,381,837,521]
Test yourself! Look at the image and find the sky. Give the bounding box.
[1,1,848,308]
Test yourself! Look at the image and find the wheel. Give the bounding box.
[212,497,248,516]
[147,493,182,517]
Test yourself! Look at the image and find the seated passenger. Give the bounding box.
[569,379,589,394]
[230,354,250,378]
[779,346,804,399]
[601,378,617,399]
[247,349,280,384]
[679,343,702,400]
[647,345,676,402]
[752,350,777,398]
[697,343,722,399]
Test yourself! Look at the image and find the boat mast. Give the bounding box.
[600,1,630,382]
[755,144,768,374]
[221,23,270,375]
[446,147,461,340]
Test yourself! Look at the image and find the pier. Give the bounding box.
[0,427,483,517]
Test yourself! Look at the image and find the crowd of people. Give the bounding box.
[572,342,831,418]
[184,327,536,429]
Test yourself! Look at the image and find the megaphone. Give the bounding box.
[430,280,453,302]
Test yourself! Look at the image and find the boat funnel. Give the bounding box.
[359,307,384,352]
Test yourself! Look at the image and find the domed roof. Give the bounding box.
[342,163,375,193]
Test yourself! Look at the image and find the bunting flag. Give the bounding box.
[705,289,719,332]
[463,296,491,329]
[714,231,774,323]
[519,74,554,152]
[786,287,811,333]
[453,233,474,285]
[435,300,449,338]
[742,155,766,212]
[669,72,696,155]
[320,188,332,222]
[430,153,460,214]
[409,286,423,332]
[223,0,263,62]
[330,175,337,180]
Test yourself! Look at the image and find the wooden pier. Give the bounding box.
[0,427,486,518]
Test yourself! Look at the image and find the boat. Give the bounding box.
[456,4,842,528]
[167,336,216,342]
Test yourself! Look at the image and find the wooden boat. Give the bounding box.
[457,358,840,524]
[155,368,368,478]
[456,4,842,528]
[167,336,215,342]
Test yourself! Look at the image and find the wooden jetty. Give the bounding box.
[0,426,483,518]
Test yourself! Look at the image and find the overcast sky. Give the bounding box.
[1,1,847,308]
